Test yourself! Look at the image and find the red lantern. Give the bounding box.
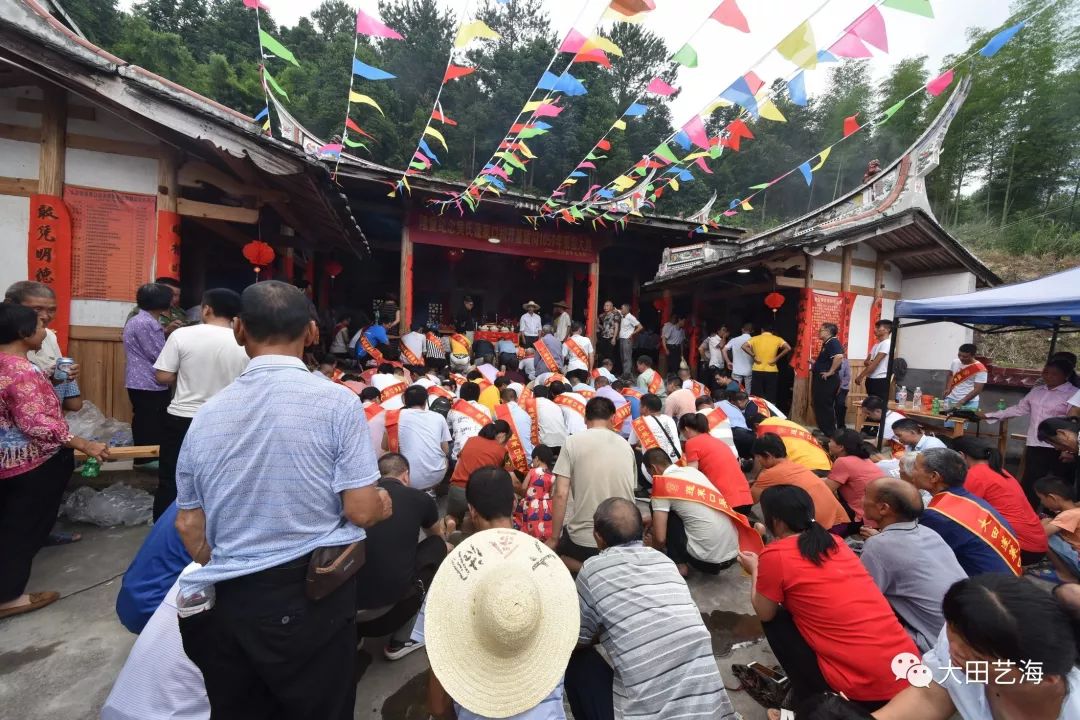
[652,299,664,312]
[524,257,543,277]
[764,292,785,314]
[325,260,344,279]
[447,248,465,264]
[242,241,275,278]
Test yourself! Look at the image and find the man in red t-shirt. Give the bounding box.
[678,413,753,515]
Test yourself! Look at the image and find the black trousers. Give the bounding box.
[179,557,358,720]
[127,388,170,463]
[865,377,890,403]
[812,374,841,437]
[763,607,888,711]
[155,413,193,520]
[0,449,74,602]
[751,371,779,404]
[565,647,616,720]
[834,390,849,431]
[665,511,735,574]
[355,534,447,637]
[1022,446,1069,509]
[731,427,755,459]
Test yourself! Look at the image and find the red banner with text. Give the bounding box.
[28,195,72,351]
[794,289,855,379]
[155,210,182,280]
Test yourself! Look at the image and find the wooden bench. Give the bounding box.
[74,445,160,462]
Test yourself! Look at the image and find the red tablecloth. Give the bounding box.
[475,330,519,343]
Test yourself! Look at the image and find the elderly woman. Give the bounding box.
[0,303,107,619]
[123,283,175,463]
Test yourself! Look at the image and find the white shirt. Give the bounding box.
[595,367,617,383]
[519,312,542,337]
[27,328,63,374]
[397,408,451,490]
[329,327,350,355]
[618,313,641,340]
[882,410,906,441]
[401,331,425,364]
[698,408,737,455]
[101,577,209,720]
[1070,389,1080,409]
[629,414,682,460]
[534,397,568,448]
[725,333,753,377]
[564,334,594,372]
[363,402,387,457]
[946,359,988,405]
[911,434,947,452]
[559,392,588,436]
[705,334,725,368]
[650,465,738,564]
[554,312,571,342]
[867,338,891,379]
[153,324,250,418]
[447,401,494,459]
[371,372,400,392]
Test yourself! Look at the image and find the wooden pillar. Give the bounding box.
[36,85,72,350]
[39,86,66,197]
[155,146,182,282]
[840,245,853,293]
[659,289,673,375]
[791,254,814,426]
[283,247,295,283]
[585,256,599,343]
[564,265,574,317]
[874,259,885,300]
[689,291,703,371]
[400,225,414,331]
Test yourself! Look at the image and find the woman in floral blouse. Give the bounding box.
[513,444,556,541]
[0,303,108,619]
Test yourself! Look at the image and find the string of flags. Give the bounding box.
[327,6,405,174]
[242,0,301,136]
[389,6,501,198]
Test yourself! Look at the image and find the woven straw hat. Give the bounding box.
[425,528,580,718]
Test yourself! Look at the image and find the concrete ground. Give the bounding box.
[0,479,776,720]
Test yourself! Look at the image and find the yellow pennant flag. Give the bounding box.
[611,175,635,190]
[758,99,787,122]
[348,91,385,115]
[776,21,817,70]
[682,151,710,161]
[741,200,754,211]
[602,6,646,23]
[517,140,536,159]
[455,20,500,48]
[402,176,411,194]
[522,100,543,112]
[563,178,578,185]
[811,146,832,171]
[670,178,680,192]
[704,99,734,115]
[582,35,624,57]
[424,126,448,150]
[613,119,627,131]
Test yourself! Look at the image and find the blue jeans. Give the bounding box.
[1049,534,1080,576]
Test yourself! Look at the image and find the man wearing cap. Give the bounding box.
[567,498,736,720]
[413,467,578,720]
[552,301,571,342]
[519,301,543,349]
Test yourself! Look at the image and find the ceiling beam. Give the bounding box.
[179,160,289,204]
[177,198,259,224]
[880,245,943,262]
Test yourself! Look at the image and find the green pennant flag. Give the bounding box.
[881,0,933,18]
[653,143,680,164]
[517,128,548,139]
[409,161,426,170]
[263,70,289,101]
[672,43,698,68]
[879,99,906,123]
[462,193,477,210]
[570,207,585,220]
[496,152,526,171]
[584,152,608,161]
[749,183,771,190]
[632,166,647,176]
[259,29,300,67]
[343,137,366,149]
[709,144,723,159]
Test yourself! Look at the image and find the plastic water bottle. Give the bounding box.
[912,387,923,410]
[896,386,907,406]
[997,398,1007,412]
[932,397,941,414]
[80,456,100,478]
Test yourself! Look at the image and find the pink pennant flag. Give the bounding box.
[744,71,764,95]
[319,143,343,153]
[682,115,710,150]
[829,32,872,59]
[356,8,404,40]
[413,152,431,168]
[552,190,566,197]
[482,165,510,180]
[646,77,677,96]
[560,28,587,53]
[925,69,954,97]
[534,102,564,119]
[710,0,749,33]
[847,5,888,52]
[694,156,713,174]
[243,0,270,10]
[723,209,738,216]
[578,161,597,169]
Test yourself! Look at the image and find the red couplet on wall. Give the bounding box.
[155,209,182,281]
[28,194,73,351]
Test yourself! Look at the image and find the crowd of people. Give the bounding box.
[3,277,1080,719]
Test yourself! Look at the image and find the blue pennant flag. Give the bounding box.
[419,139,440,164]
[729,199,739,209]
[534,121,553,130]
[817,49,838,63]
[719,78,758,118]
[798,162,813,186]
[569,171,588,178]
[980,22,1024,57]
[672,130,692,151]
[352,58,396,80]
[788,72,807,107]
[624,103,649,117]
[254,107,269,121]
[596,189,615,199]
[539,71,587,96]
[486,176,507,191]
[677,169,694,182]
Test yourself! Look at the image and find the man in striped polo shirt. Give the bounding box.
[566,498,737,720]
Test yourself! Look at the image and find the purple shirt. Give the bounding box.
[123,310,167,391]
[596,385,630,437]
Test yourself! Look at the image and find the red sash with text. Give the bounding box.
[705,408,729,433]
[543,374,567,386]
[450,333,471,353]
[495,404,529,475]
[554,394,586,418]
[427,385,454,400]
[945,361,988,396]
[689,380,707,397]
[385,409,401,453]
[755,422,815,445]
[425,332,443,349]
[652,475,763,553]
[359,334,383,364]
[620,387,644,400]
[611,402,632,431]
[577,389,596,399]
[364,403,385,422]
[400,343,423,367]
[928,492,1022,576]
[523,397,539,446]
[534,339,559,373]
[449,373,467,387]
[646,371,662,395]
[564,338,589,367]
[590,369,603,381]
[749,396,772,418]
[380,382,407,404]
[475,378,493,393]
[452,399,492,427]
[633,417,684,465]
